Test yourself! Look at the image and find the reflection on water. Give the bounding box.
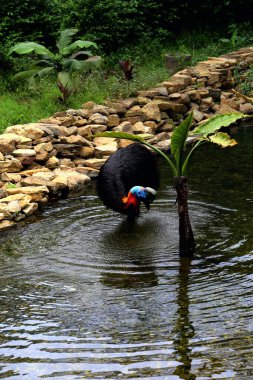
[0,124,252,379]
[173,258,196,380]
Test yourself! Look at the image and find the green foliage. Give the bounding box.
[96,113,246,178]
[172,113,245,175]
[0,81,63,133]
[208,132,238,147]
[171,114,193,176]
[0,0,61,41]
[0,0,64,70]
[219,24,253,49]
[234,64,253,96]
[181,113,245,174]
[9,42,54,57]
[0,0,252,68]
[6,182,17,189]
[0,54,170,131]
[193,113,244,136]
[8,28,101,102]
[70,0,253,53]
[71,0,177,53]
[57,72,74,103]
[0,20,252,131]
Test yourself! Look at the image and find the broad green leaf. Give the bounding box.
[9,42,54,58]
[193,113,244,136]
[58,71,72,89]
[62,58,83,72]
[57,28,78,54]
[78,56,102,70]
[33,60,54,68]
[37,67,55,78]
[12,70,39,81]
[208,132,238,147]
[62,56,102,73]
[63,40,98,55]
[171,113,193,155]
[171,112,193,175]
[13,67,54,82]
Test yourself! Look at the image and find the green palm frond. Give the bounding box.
[56,28,78,55]
[62,40,98,56]
[193,113,244,136]
[36,67,55,78]
[62,56,102,72]
[32,60,55,68]
[12,70,39,81]
[61,58,84,72]
[9,28,101,102]
[8,42,54,58]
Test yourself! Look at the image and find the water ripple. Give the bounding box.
[0,126,253,379]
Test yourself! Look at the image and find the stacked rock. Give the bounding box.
[0,47,253,229]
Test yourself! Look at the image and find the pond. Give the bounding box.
[0,122,252,379]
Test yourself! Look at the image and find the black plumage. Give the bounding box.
[97,143,160,218]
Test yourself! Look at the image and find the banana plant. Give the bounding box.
[96,112,245,256]
[8,28,101,102]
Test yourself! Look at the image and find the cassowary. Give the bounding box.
[97,143,160,220]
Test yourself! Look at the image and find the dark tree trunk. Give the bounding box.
[174,176,196,257]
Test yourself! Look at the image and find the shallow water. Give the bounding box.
[0,123,252,379]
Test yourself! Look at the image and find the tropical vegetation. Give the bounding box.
[0,1,252,132]
[96,112,246,255]
[0,1,252,252]
[8,28,101,102]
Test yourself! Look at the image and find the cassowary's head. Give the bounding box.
[122,186,157,216]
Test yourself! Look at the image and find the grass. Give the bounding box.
[0,29,252,133]
[0,90,61,133]
[0,61,170,133]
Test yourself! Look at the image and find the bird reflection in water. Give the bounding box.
[99,219,159,288]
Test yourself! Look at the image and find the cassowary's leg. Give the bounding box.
[126,204,140,223]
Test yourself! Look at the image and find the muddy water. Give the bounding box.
[0,124,252,379]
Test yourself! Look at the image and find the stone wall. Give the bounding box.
[0,47,253,230]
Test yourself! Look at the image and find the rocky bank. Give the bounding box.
[0,47,253,230]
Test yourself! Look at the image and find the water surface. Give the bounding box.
[0,123,252,379]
